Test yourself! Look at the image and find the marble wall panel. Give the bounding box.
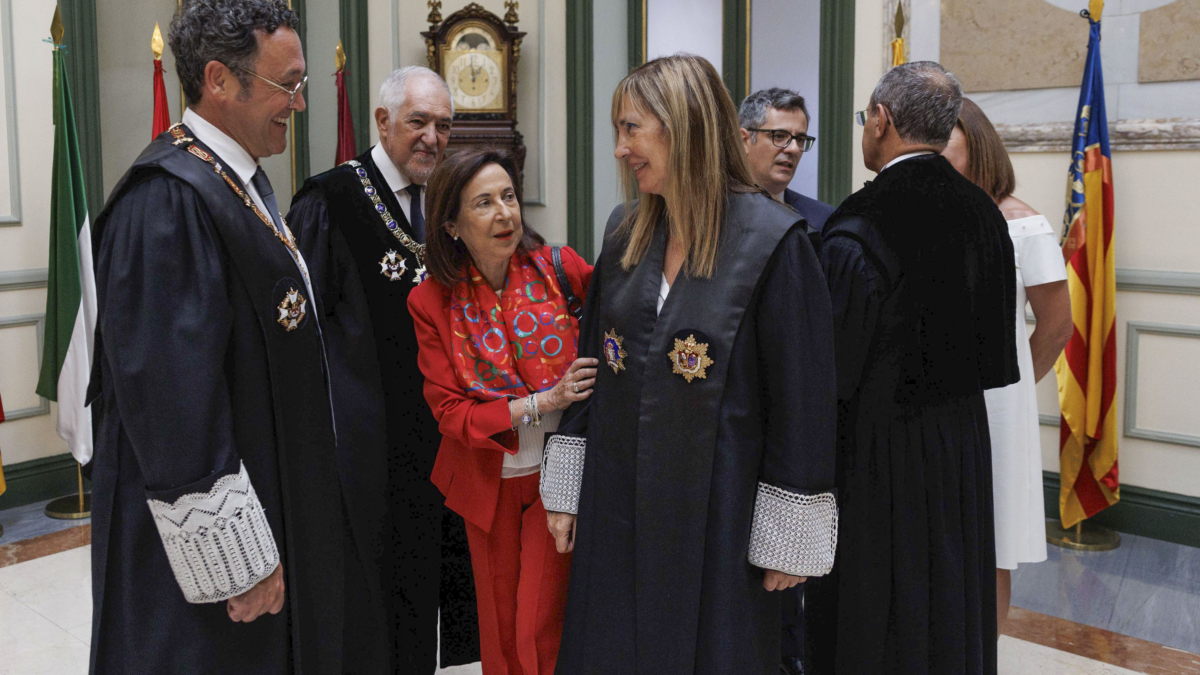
[941,0,1091,92]
[1139,0,1200,83]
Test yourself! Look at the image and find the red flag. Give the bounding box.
[151,23,170,138]
[335,41,356,164]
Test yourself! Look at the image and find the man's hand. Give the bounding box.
[763,569,806,592]
[546,512,577,553]
[227,562,285,622]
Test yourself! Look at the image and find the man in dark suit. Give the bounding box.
[739,87,832,675]
[739,88,834,252]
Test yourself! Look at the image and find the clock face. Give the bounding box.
[448,52,503,110]
[442,24,507,113]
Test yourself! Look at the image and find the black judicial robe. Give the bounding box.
[288,148,479,672]
[803,155,1018,675]
[87,129,386,673]
[551,193,838,675]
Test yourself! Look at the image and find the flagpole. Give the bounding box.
[46,462,90,520]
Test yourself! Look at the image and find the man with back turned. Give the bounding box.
[803,61,1018,675]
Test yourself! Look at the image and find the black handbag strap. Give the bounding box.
[551,246,584,321]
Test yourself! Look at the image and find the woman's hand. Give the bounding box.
[762,569,806,592]
[541,358,599,412]
[547,512,578,553]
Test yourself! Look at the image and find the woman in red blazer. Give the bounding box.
[408,147,596,675]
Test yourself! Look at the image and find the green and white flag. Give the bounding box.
[35,35,96,465]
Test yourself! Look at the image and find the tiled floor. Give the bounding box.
[0,510,1198,674]
[1012,524,1200,656]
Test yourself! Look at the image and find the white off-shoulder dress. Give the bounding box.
[987,214,1068,570]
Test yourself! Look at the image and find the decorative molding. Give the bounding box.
[627,0,645,71]
[998,117,1200,153]
[0,313,50,421]
[525,0,547,207]
[1039,413,1058,427]
[566,0,594,261]
[1116,269,1200,296]
[1124,321,1200,448]
[818,0,855,205]
[0,0,21,226]
[0,453,85,512]
[721,0,750,103]
[0,268,48,292]
[1043,470,1200,549]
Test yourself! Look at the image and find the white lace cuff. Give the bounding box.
[540,434,586,514]
[747,483,838,577]
[146,462,280,603]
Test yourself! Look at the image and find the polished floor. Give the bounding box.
[0,512,1197,674]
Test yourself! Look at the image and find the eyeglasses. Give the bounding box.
[235,66,308,107]
[746,128,816,152]
[854,110,868,126]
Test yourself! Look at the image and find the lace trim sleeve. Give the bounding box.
[747,483,838,577]
[146,462,280,603]
[539,434,586,515]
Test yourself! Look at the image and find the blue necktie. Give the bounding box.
[405,183,425,244]
[251,167,284,233]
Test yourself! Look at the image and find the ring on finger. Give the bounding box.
[572,381,579,394]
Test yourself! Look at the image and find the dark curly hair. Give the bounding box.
[169,0,300,107]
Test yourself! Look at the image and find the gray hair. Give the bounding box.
[169,0,299,107]
[738,87,809,130]
[378,66,455,117]
[868,61,962,145]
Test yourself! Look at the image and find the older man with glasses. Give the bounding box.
[739,88,834,253]
[86,1,387,672]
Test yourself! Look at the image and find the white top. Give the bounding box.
[370,143,422,228]
[986,214,1068,570]
[504,408,562,478]
[880,150,935,172]
[182,108,315,306]
[657,273,670,315]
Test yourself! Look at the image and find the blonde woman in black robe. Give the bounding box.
[538,54,839,675]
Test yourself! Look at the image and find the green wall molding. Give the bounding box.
[817,0,855,206]
[627,0,645,71]
[60,0,104,215]
[1043,471,1200,549]
[722,0,750,103]
[567,0,595,261]
[1123,321,1200,448]
[339,0,370,156]
[0,454,87,512]
[291,0,310,192]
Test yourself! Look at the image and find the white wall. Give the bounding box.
[305,0,341,177]
[646,0,723,71]
[593,0,628,257]
[0,0,71,465]
[750,0,823,198]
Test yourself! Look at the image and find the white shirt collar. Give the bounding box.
[881,150,936,173]
[182,108,259,188]
[371,143,413,195]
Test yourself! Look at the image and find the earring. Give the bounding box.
[453,234,460,241]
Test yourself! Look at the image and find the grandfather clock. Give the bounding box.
[423,2,527,173]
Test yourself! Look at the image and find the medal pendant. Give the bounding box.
[668,334,713,383]
[380,250,408,282]
[277,288,307,331]
[413,264,429,285]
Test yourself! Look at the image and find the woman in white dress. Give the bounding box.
[942,98,1074,637]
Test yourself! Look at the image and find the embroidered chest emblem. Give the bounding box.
[277,288,307,331]
[380,250,408,282]
[603,329,627,374]
[669,334,714,383]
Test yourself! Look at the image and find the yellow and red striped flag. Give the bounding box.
[1055,0,1118,529]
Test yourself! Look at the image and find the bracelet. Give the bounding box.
[531,393,543,427]
[520,396,534,427]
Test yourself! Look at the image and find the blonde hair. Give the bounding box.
[611,54,759,279]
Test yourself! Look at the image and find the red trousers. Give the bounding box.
[465,472,572,675]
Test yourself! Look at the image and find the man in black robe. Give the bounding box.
[287,65,479,673]
[86,2,386,672]
[803,61,1018,675]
